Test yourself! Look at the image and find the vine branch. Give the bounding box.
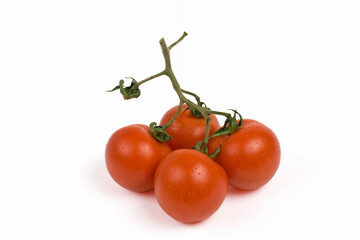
[108,32,242,155]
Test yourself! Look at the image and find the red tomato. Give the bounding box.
[159,105,220,150]
[208,119,280,190]
[154,149,228,223]
[105,124,171,192]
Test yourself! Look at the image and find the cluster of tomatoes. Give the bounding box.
[105,104,280,223]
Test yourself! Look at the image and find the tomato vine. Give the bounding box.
[108,32,243,157]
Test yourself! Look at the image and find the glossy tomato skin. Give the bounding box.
[105,124,171,192]
[159,105,220,150]
[154,149,228,223]
[208,119,280,190]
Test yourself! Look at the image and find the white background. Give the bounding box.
[1,0,359,239]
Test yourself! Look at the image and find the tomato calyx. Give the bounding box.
[210,110,243,138]
[191,140,222,159]
[149,122,172,142]
[208,145,222,159]
[183,102,209,118]
[107,77,141,100]
[192,140,209,154]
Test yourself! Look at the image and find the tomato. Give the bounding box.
[154,149,228,223]
[208,119,280,190]
[105,124,171,192]
[159,105,220,150]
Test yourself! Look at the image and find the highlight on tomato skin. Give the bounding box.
[159,105,220,150]
[208,119,281,191]
[105,124,171,192]
[154,149,228,223]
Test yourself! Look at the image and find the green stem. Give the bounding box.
[208,110,232,120]
[163,101,183,130]
[181,89,201,105]
[204,117,211,145]
[169,32,188,50]
[137,71,165,87]
[159,38,216,144]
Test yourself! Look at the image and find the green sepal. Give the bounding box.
[184,102,210,118]
[229,109,243,127]
[210,127,231,138]
[191,140,209,155]
[210,109,243,138]
[149,122,172,143]
[107,85,120,92]
[189,106,203,118]
[208,144,221,159]
[107,77,141,100]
